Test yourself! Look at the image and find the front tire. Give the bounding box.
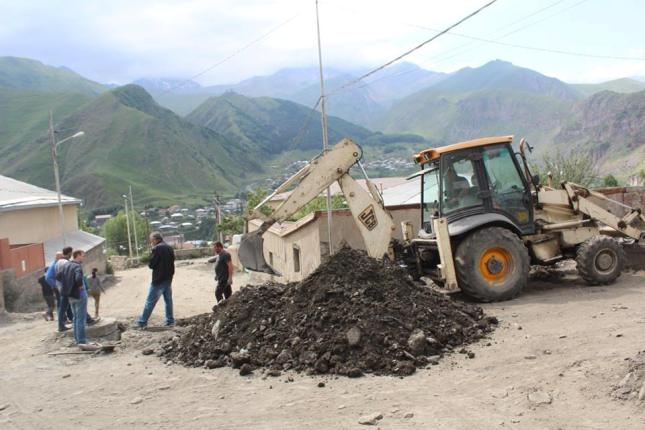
[455,227,530,302]
[576,236,625,285]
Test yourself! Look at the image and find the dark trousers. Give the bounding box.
[57,292,74,330]
[215,280,232,303]
[44,294,56,317]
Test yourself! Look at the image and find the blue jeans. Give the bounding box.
[69,295,87,344]
[57,292,74,331]
[137,280,174,327]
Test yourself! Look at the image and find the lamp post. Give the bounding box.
[49,110,85,246]
[129,185,140,257]
[122,194,133,258]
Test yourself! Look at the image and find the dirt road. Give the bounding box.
[1,259,644,429]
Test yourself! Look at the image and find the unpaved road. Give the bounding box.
[1,259,644,429]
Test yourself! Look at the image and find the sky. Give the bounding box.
[1,0,644,86]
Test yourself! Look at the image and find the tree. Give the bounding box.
[533,150,599,187]
[246,187,273,217]
[102,210,151,255]
[218,215,244,237]
[602,174,619,187]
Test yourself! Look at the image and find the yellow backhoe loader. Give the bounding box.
[239,136,645,302]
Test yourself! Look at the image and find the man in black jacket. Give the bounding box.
[136,232,175,328]
[58,250,88,345]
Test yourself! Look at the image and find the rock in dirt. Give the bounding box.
[404,412,414,419]
[407,329,427,355]
[130,397,144,405]
[358,412,383,425]
[346,326,362,347]
[239,364,254,376]
[0,404,9,411]
[141,348,154,356]
[162,247,497,377]
[528,391,552,405]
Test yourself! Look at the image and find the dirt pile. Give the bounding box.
[162,248,497,376]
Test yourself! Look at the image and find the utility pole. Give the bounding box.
[214,194,223,243]
[129,185,140,257]
[123,195,133,258]
[49,111,67,246]
[315,0,334,256]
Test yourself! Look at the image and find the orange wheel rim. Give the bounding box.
[479,247,512,282]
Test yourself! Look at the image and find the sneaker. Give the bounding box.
[58,325,71,332]
[164,322,175,327]
[87,317,101,326]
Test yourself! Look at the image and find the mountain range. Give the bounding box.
[0,56,643,210]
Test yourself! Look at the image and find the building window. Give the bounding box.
[293,246,301,273]
[269,252,274,267]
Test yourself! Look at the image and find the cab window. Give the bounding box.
[440,153,483,213]
[422,167,439,227]
[482,145,530,224]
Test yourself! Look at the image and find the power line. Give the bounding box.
[414,27,645,62]
[161,13,301,94]
[326,0,500,96]
[428,0,593,64]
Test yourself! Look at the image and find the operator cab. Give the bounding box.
[415,135,534,237]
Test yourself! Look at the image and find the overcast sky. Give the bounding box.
[1,0,644,85]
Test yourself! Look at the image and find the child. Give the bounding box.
[87,268,105,319]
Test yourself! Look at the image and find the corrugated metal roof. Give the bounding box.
[382,177,421,207]
[43,230,105,264]
[0,174,81,212]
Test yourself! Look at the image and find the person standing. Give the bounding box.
[87,268,105,319]
[39,268,57,321]
[55,247,73,331]
[136,232,175,328]
[209,241,233,304]
[58,250,88,346]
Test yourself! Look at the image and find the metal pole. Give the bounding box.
[315,0,334,256]
[123,196,133,258]
[129,185,140,257]
[215,194,223,243]
[49,111,67,246]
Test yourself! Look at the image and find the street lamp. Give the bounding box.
[122,194,133,258]
[49,110,84,246]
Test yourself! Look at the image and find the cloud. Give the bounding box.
[0,0,643,85]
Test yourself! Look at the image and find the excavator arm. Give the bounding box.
[239,138,395,274]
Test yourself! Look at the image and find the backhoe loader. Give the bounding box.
[239,136,645,302]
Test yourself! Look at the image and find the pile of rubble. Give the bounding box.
[162,248,497,376]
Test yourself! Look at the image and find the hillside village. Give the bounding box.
[1,1,645,429]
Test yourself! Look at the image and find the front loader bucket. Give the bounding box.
[624,242,645,271]
[238,230,281,275]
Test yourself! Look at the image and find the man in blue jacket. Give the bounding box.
[58,250,88,345]
[136,232,175,328]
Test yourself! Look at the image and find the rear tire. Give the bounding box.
[576,236,625,285]
[455,227,530,302]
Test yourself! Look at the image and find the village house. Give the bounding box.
[0,174,106,311]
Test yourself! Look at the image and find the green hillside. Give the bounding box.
[572,78,645,97]
[0,57,105,95]
[186,92,374,154]
[555,90,645,177]
[1,85,261,209]
[380,60,580,146]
